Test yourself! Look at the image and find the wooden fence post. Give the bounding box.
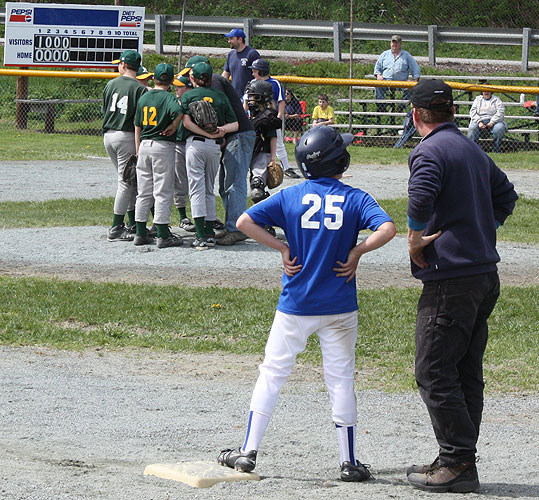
[16,73,29,130]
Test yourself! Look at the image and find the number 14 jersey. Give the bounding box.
[246,177,392,315]
[102,75,147,133]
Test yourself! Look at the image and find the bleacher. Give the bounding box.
[325,77,539,150]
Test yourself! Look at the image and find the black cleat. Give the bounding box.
[217,448,257,473]
[284,168,301,179]
[340,461,373,482]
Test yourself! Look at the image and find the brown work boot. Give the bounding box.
[406,456,440,476]
[408,462,479,493]
[216,231,248,246]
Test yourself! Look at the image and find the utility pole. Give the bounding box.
[178,0,187,71]
[349,0,354,133]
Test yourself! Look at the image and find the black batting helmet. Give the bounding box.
[294,126,354,179]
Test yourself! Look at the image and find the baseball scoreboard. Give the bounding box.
[4,2,145,68]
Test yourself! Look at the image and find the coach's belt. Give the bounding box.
[192,136,222,144]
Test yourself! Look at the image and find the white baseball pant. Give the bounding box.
[275,128,291,170]
[249,310,358,426]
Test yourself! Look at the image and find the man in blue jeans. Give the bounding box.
[405,80,517,494]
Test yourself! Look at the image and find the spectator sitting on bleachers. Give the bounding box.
[467,82,507,153]
[312,94,334,126]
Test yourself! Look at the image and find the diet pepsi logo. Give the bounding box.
[120,14,143,27]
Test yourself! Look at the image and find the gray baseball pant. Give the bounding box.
[135,139,175,225]
[103,130,137,215]
[185,136,221,220]
[174,141,188,208]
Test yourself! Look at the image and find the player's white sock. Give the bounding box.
[335,424,356,464]
[241,410,270,452]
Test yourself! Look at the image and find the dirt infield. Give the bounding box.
[1,346,538,500]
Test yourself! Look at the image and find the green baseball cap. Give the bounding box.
[153,63,175,83]
[112,50,141,68]
[191,61,213,79]
[179,55,210,76]
[136,66,152,79]
[173,74,191,87]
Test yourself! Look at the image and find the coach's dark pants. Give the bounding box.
[415,271,500,466]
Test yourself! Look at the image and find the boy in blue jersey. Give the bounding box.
[217,126,396,481]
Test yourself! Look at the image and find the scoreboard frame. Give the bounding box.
[3,2,145,69]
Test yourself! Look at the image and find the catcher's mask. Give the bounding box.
[294,126,353,179]
[245,79,274,111]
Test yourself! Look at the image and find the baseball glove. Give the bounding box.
[266,160,284,189]
[188,99,218,134]
[122,154,138,186]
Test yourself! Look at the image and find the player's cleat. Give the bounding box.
[157,233,183,248]
[213,219,225,231]
[406,456,440,476]
[148,224,158,237]
[407,462,479,493]
[133,234,155,246]
[216,231,249,246]
[191,236,209,251]
[340,461,374,482]
[217,448,257,473]
[284,168,300,179]
[126,223,136,234]
[108,224,134,242]
[179,218,196,232]
[205,236,216,247]
[250,176,269,203]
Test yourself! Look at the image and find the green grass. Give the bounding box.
[0,196,535,243]
[0,276,536,393]
[0,130,106,161]
[0,196,223,230]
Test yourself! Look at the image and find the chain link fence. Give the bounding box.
[0,72,105,136]
[0,71,538,154]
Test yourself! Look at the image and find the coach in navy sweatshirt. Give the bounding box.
[405,80,517,494]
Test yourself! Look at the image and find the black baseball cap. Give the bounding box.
[411,79,453,110]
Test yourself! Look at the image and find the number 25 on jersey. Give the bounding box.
[301,194,344,230]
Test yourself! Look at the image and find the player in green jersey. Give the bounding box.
[134,63,183,249]
[102,50,147,242]
[179,62,239,250]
